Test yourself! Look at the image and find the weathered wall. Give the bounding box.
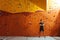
[0,10,60,36]
[50,11,60,36]
[0,0,46,13]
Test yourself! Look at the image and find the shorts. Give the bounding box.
[40,26,44,32]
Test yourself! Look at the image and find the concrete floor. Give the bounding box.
[0,36,60,40]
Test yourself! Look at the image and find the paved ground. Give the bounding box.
[0,36,60,40]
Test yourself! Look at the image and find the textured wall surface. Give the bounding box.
[0,0,60,36]
[50,11,60,36]
[0,0,46,13]
[0,10,60,36]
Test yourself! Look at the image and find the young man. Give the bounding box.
[39,20,44,36]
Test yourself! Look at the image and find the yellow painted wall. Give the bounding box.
[0,0,46,13]
[30,0,46,10]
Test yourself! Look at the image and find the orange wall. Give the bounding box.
[0,0,60,36]
[0,10,60,36]
[50,11,60,36]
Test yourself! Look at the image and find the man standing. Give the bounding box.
[39,20,44,36]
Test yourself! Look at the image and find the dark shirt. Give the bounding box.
[39,21,44,32]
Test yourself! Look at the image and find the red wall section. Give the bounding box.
[0,10,60,36]
[50,11,60,36]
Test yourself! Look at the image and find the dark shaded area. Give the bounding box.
[0,10,12,16]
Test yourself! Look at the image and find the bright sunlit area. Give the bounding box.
[47,0,60,11]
